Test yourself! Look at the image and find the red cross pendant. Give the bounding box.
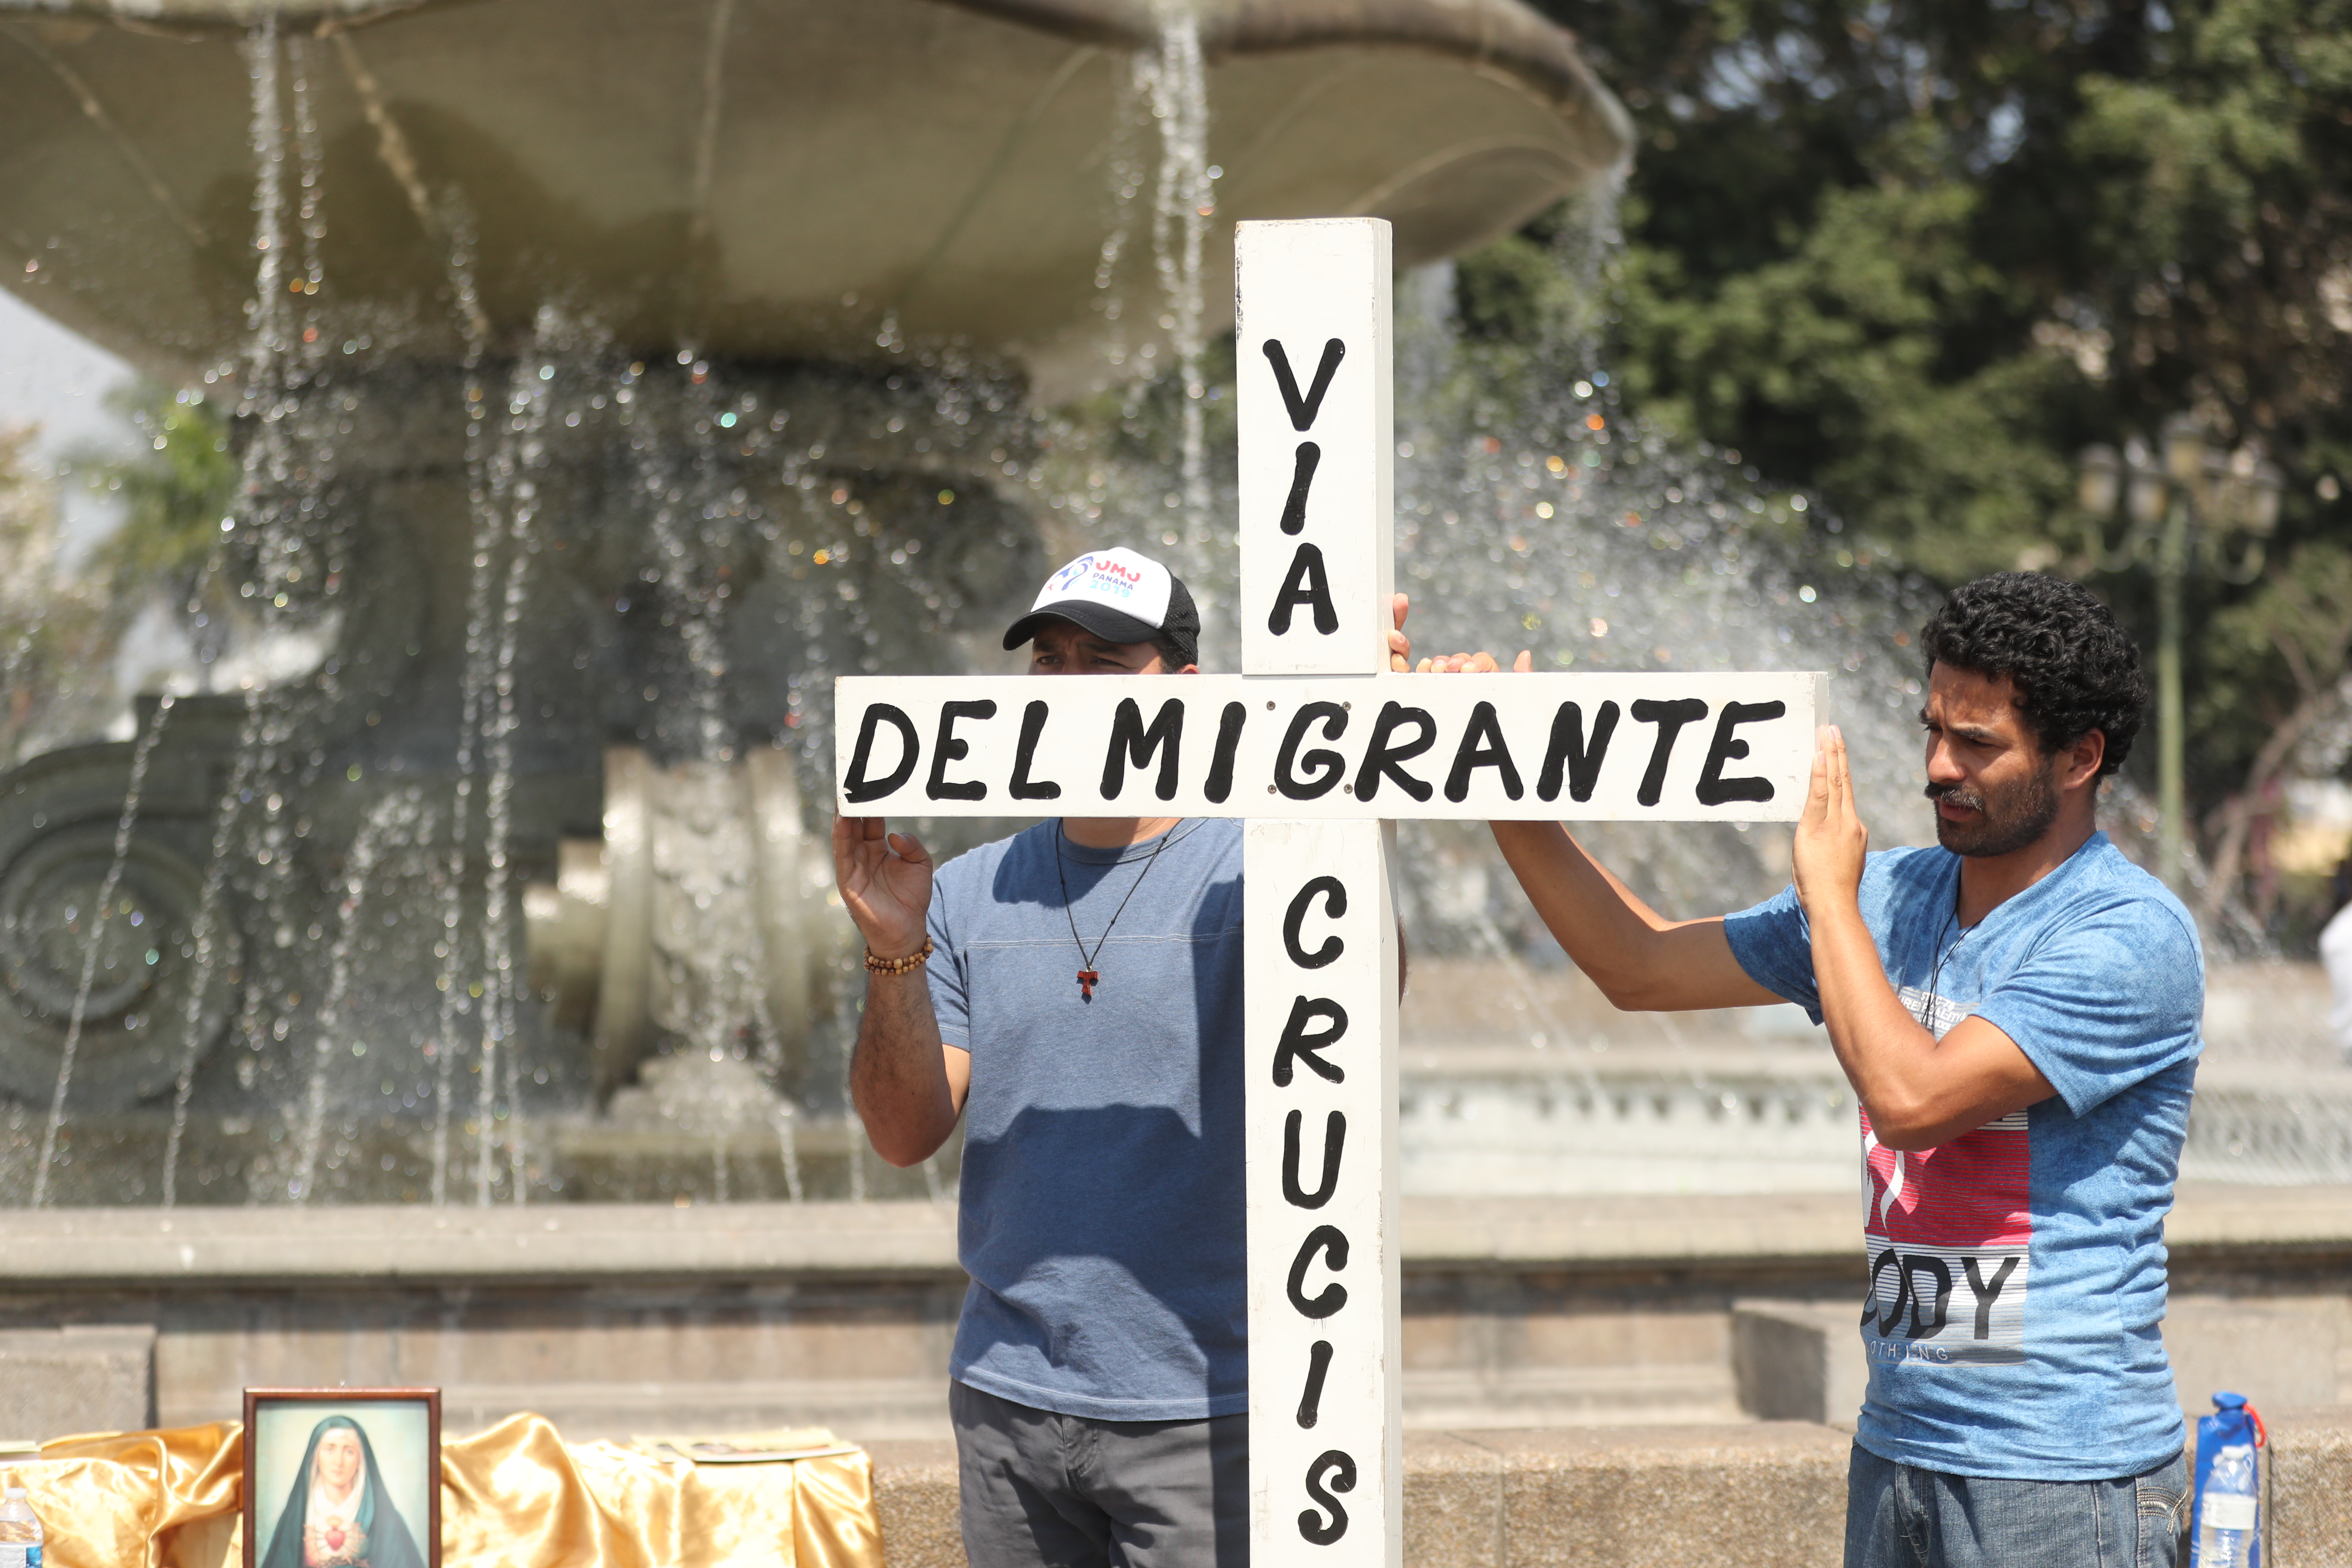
[1077,969,1100,1001]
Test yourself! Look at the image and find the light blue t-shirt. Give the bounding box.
[1724,832,2202,1480]
[926,817,1246,1421]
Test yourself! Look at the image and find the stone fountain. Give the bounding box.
[0,0,1633,1204]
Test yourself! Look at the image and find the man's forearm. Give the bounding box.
[849,971,957,1166]
[1808,899,1942,1130]
[1489,821,1770,1011]
[1808,898,2058,1152]
[1490,823,1672,995]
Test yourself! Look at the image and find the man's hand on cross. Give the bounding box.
[830,814,934,961]
[1403,639,1535,676]
[1792,723,1870,917]
[1384,593,1535,676]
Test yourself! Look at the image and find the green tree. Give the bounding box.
[86,383,238,607]
[1482,0,2352,926]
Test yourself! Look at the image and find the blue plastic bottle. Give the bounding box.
[2190,1391,2264,1568]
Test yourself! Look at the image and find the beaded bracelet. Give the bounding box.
[863,938,934,976]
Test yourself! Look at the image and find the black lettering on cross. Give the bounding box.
[1100,696,1185,801]
[1262,336,1347,639]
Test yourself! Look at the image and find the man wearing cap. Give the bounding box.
[837,547,1406,1568]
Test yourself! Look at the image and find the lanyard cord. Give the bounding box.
[1053,819,1197,977]
[1923,876,1974,1030]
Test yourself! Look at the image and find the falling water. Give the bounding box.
[155,25,318,1204]
[224,11,349,1196]
[159,710,257,1207]
[481,327,559,1205]
[292,786,417,1197]
[1135,14,1215,577]
[28,696,175,1206]
[83,10,341,1205]
[431,207,493,1207]
[640,346,734,765]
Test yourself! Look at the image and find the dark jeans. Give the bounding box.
[1845,1441,2190,1568]
[949,1380,1248,1568]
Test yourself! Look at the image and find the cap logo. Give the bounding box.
[1047,554,1146,600]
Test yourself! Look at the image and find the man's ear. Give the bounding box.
[2063,728,2107,793]
[1178,663,1200,675]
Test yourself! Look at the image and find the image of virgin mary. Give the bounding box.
[258,1415,429,1568]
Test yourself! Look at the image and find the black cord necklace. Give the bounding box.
[1053,820,1193,1001]
[1924,876,1975,1033]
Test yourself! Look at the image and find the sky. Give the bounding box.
[0,285,141,554]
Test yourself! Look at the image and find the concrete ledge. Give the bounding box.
[875,1414,2352,1567]
[0,1201,965,1285]
[869,1424,1850,1568]
[0,1326,154,1441]
[1731,1301,1864,1430]
[1733,1295,2348,1430]
[2164,1184,2352,1253]
[0,1184,2335,1288]
[2269,1406,2352,1564]
[867,1438,962,1568]
[1401,1194,1855,1271]
[1411,1425,1851,1568]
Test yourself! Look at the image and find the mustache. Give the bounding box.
[1924,781,1986,812]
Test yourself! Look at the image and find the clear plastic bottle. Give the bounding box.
[0,1485,41,1568]
[2194,1441,2259,1568]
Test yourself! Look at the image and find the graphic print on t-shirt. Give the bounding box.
[1859,986,2030,1366]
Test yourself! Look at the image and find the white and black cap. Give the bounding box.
[1002,547,1200,667]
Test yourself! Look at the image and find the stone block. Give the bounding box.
[0,1325,156,1441]
[1732,1300,1865,1430]
[860,1416,2352,1566]
[1402,1431,1506,1568]
[2265,1406,2352,1565]
[1473,1423,1850,1568]
[1734,1295,2347,1434]
[867,1436,963,1568]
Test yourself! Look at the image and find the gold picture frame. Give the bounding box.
[241,1388,441,1568]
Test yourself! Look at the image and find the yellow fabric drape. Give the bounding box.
[2,1415,883,1568]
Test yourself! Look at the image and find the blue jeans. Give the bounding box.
[1845,1442,2190,1568]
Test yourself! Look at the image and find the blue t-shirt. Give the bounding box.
[1724,832,2202,1480]
[926,817,1246,1421]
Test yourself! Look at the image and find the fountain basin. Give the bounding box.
[0,0,1630,389]
[0,0,1637,1197]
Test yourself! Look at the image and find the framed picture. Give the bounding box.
[242,1388,440,1568]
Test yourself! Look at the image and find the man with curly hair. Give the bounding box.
[1427,572,2200,1567]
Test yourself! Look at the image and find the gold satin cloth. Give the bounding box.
[2,1415,884,1568]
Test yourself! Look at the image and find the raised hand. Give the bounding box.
[831,815,935,959]
[1792,725,1869,914]
[1389,592,1412,671]
[1416,648,1533,674]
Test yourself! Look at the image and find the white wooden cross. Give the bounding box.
[834,219,1816,1564]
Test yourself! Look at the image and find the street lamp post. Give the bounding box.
[2077,415,2285,894]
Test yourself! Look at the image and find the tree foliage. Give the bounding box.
[0,424,109,761]
[87,383,237,604]
[1487,0,2352,923]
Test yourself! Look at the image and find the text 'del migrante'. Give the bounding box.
[832,672,1817,822]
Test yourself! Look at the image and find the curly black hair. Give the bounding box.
[1918,573,2148,779]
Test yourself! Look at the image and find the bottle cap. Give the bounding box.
[2,1487,22,1499]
